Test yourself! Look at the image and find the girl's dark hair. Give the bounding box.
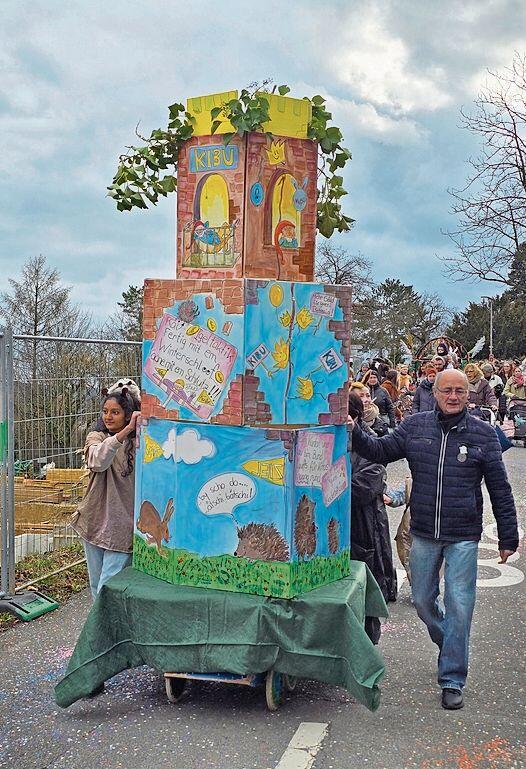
[96,390,136,477]
[348,391,364,422]
[384,368,398,385]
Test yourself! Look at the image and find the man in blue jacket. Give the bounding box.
[349,369,518,710]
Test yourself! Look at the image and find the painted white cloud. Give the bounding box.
[162,428,215,465]
[162,429,177,462]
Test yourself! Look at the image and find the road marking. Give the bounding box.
[274,722,329,769]
[477,523,524,588]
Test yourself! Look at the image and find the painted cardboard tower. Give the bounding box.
[133,90,353,598]
[177,91,317,282]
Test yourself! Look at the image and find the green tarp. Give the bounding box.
[55,562,388,711]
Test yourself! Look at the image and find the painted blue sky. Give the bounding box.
[2,1,525,320]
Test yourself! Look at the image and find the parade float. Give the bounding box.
[55,87,387,712]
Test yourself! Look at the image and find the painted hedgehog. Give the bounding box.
[327,517,339,554]
[235,523,290,562]
[294,494,317,558]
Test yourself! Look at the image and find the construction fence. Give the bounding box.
[0,328,141,596]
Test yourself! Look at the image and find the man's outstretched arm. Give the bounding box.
[349,418,408,465]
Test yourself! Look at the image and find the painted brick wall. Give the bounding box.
[141,278,352,427]
[244,133,317,282]
[176,135,246,279]
[175,132,318,282]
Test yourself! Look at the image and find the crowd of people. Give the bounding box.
[350,354,526,429]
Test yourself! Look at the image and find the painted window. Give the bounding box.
[194,173,229,226]
[268,173,300,249]
[184,173,237,267]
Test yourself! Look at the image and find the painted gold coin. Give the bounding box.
[207,318,217,332]
[186,324,200,335]
[214,371,224,383]
[269,283,284,307]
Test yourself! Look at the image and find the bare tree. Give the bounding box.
[410,292,453,348]
[442,52,526,286]
[0,254,92,380]
[315,243,374,297]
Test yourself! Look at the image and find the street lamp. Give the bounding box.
[481,296,494,358]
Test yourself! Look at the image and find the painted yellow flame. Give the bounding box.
[271,338,290,370]
[242,457,285,485]
[143,434,164,463]
[266,139,286,165]
[197,390,214,405]
[296,376,314,400]
[296,307,314,330]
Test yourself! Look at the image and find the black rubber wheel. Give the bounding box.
[165,676,187,703]
[265,670,283,711]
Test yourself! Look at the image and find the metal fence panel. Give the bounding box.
[0,331,141,592]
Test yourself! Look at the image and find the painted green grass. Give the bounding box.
[133,534,351,598]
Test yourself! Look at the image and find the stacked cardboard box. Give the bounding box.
[133,92,352,598]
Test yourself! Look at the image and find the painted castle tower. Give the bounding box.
[133,90,352,598]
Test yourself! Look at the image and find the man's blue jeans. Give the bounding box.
[82,539,132,600]
[410,535,478,690]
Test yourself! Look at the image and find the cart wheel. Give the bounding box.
[283,674,298,692]
[165,676,187,703]
[265,670,283,711]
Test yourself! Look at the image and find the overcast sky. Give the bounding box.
[2,0,525,323]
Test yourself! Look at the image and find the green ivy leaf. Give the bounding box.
[161,176,177,192]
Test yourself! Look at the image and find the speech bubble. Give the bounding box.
[197,473,256,518]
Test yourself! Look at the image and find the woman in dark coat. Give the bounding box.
[348,392,397,644]
[412,365,437,413]
[362,369,395,428]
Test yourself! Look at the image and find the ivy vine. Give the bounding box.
[108,82,354,238]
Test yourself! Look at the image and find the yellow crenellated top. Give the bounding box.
[186,90,312,139]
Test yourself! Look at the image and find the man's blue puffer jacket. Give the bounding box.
[352,409,518,551]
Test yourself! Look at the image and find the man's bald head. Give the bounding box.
[434,370,468,390]
[433,369,469,415]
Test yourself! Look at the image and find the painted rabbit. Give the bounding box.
[292,177,308,212]
[137,498,174,556]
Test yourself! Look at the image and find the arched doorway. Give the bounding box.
[184,173,236,267]
[266,172,301,249]
[194,173,229,226]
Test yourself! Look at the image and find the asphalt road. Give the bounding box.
[1,448,525,769]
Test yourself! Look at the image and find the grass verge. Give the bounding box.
[0,543,88,632]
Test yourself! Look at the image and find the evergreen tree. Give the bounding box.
[115,285,144,341]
